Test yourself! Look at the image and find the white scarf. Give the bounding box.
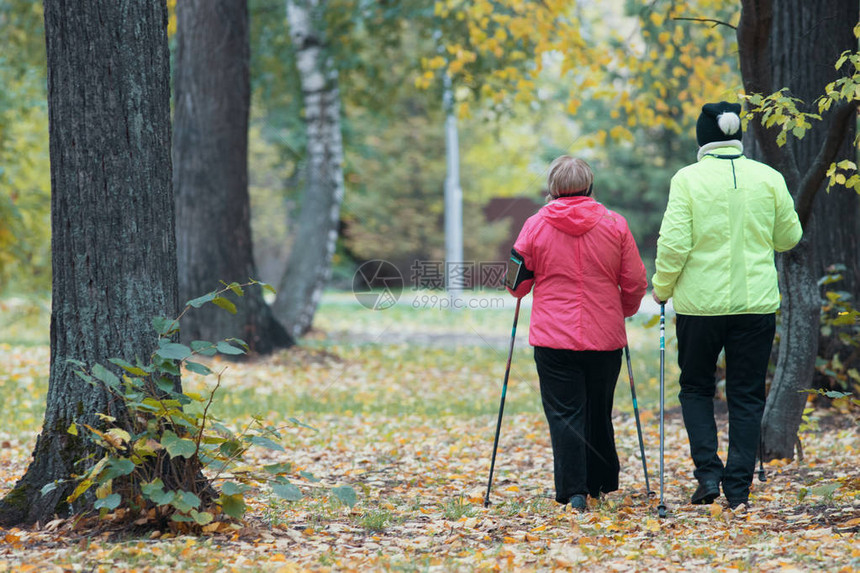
[697,140,744,161]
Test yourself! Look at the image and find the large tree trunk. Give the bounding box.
[174,0,293,354]
[739,0,858,460]
[771,0,860,295]
[274,0,345,338]
[783,1,860,387]
[0,0,178,526]
[764,243,820,458]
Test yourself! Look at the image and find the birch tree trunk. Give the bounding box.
[738,0,859,460]
[174,0,293,355]
[0,0,178,525]
[275,0,345,338]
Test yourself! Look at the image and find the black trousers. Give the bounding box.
[534,346,621,504]
[676,313,776,503]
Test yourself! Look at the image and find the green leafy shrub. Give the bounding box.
[41,280,356,531]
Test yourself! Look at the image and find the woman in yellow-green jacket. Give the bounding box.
[652,101,802,510]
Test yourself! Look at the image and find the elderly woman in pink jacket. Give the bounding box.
[508,155,647,511]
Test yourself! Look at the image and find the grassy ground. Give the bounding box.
[0,291,857,572]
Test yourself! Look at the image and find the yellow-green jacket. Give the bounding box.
[652,142,802,315]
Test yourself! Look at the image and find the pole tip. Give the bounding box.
[658,505,667,518]
[483,499,491,508]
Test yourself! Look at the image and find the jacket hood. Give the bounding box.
[540,196,605,236]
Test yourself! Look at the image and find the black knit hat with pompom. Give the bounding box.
[696,101,743,146]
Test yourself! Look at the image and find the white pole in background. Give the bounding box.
[443,73,463,307]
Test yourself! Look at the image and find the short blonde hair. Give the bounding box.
[547,156,593,199]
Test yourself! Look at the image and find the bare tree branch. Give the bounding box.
[795,100,860,228]
[673,17,737,30]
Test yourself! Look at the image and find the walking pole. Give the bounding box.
[657,302,668,518]
[483,297,522,507]
[624,344,652,496]
[757,435,767,482]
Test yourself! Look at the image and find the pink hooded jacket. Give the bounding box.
[509,196,647,351]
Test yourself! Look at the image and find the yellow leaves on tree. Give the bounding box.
[604,0,740,140]
[423,0,590,115]
[420,0,739,141]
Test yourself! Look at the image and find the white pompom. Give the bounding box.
[717,112,741,135]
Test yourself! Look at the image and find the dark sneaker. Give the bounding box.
[570,495,587,512]
[691,480,721,505]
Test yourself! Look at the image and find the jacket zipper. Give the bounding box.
[707,153,742,189]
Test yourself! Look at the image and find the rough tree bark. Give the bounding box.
[174,0,293,354]
[274,0,346,338]
[738,0,859,460]
[772,1,860,386]
[0,0,179,525]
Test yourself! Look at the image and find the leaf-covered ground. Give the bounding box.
[0,293,858,572]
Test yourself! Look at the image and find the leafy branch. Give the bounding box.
[44,280,356,532]
[739,20,860,228]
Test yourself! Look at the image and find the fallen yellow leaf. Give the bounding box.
[709,503,723,518]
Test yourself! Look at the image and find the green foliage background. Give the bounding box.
[0,1,50,293]
[1,0,741,295]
